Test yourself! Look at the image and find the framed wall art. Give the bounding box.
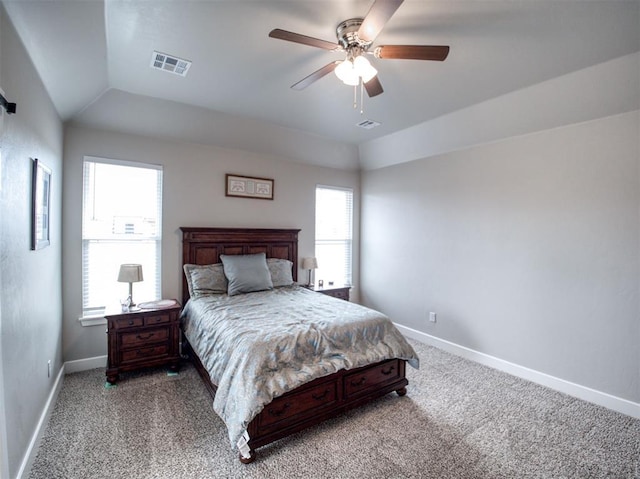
[225,174,274,200]
[31,158,51,250]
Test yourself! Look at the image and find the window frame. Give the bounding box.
[79,156,163,325]
[314,184,354,287]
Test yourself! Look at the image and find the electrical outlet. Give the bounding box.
[47,360,51,378]
[429,312,437,323]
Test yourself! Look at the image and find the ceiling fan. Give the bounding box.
[268,0,450,99]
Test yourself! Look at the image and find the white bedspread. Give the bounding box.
[181,285,419,449]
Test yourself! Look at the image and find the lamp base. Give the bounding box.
[128,283,135,307]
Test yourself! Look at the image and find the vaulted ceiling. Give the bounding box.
[4,0,639,168]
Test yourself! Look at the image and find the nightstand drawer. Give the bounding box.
[328,288,349,301]
[313,285,350,301]
[121,327,169,347]
[114,317,144,329]
[121,344,169,362]
[144,313,171,326]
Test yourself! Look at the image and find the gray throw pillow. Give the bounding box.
[183,263,228,298]
[220,253,273,296]
[267,258,294,287]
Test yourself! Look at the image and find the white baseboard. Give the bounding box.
[395,323,640,420]
[64,355,107,374]
[16,364,65,479]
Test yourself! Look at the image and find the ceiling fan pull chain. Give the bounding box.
[353,84,357,109]
[360,78,365,115]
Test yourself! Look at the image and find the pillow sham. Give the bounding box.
[220,253,273,296]
[267,258,294,287]
[183,263,228,298]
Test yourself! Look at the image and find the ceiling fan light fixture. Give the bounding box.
[354,55,377,83]
[335,55,377,86]
[335,59,359,86]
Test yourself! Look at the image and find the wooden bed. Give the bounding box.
[180,227,409,463]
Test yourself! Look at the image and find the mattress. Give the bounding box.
[181,285,419,447]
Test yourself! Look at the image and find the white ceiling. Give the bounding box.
[3,0,639,167]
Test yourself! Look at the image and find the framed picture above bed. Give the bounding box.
[225,174,274,200]
[31,158,51,250]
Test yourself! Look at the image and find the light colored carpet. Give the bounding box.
[29,340,639,478]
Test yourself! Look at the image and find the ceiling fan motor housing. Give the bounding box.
[336,18,372,52]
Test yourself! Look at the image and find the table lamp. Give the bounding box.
[301,257,318,287]
[117,264,143,307]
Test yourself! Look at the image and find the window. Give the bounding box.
[82,157,163,317]
[314,185,353,286]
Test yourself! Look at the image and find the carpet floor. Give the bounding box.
[29,340,639,478]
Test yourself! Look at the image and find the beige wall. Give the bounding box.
[0,6,64,478]
[361,110,640,403]
[62,126,359,362]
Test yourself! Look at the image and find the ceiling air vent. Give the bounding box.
[150,51,191,77]
[356,119,381,130]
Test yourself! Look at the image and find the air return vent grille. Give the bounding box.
[356,119,381,129]
[150,51,191,77]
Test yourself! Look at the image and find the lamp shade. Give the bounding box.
[335,60,359,86]
[354,55,377,83]
[336,55,377,86]
[301,257,318,270]
[117,264,143,283]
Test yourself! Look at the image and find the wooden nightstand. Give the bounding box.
[308,284,351,301]
[105,301,181,384]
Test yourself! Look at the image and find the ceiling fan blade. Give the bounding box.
[291,61,341,90]
[374,45,450,61]
[358,0,404,43]
[269,29,340,51]
[364,75,384,97]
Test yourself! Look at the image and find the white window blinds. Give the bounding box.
[315,185,353,286]
[82,157,163,315]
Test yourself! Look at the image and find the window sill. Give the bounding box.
[78,313,107,327]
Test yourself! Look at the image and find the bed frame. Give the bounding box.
[180,227,409,463]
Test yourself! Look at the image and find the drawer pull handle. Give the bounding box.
[351,377,367,387]
[136,333,155,340]
[268,402,291,417]
[128,320,134,326]
[381,366,395,375]
[311,389,331,401]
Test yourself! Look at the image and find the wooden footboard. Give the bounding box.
[183,338,408,463]
[246,357,408,454]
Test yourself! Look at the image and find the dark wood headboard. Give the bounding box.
[180,227,301,305]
